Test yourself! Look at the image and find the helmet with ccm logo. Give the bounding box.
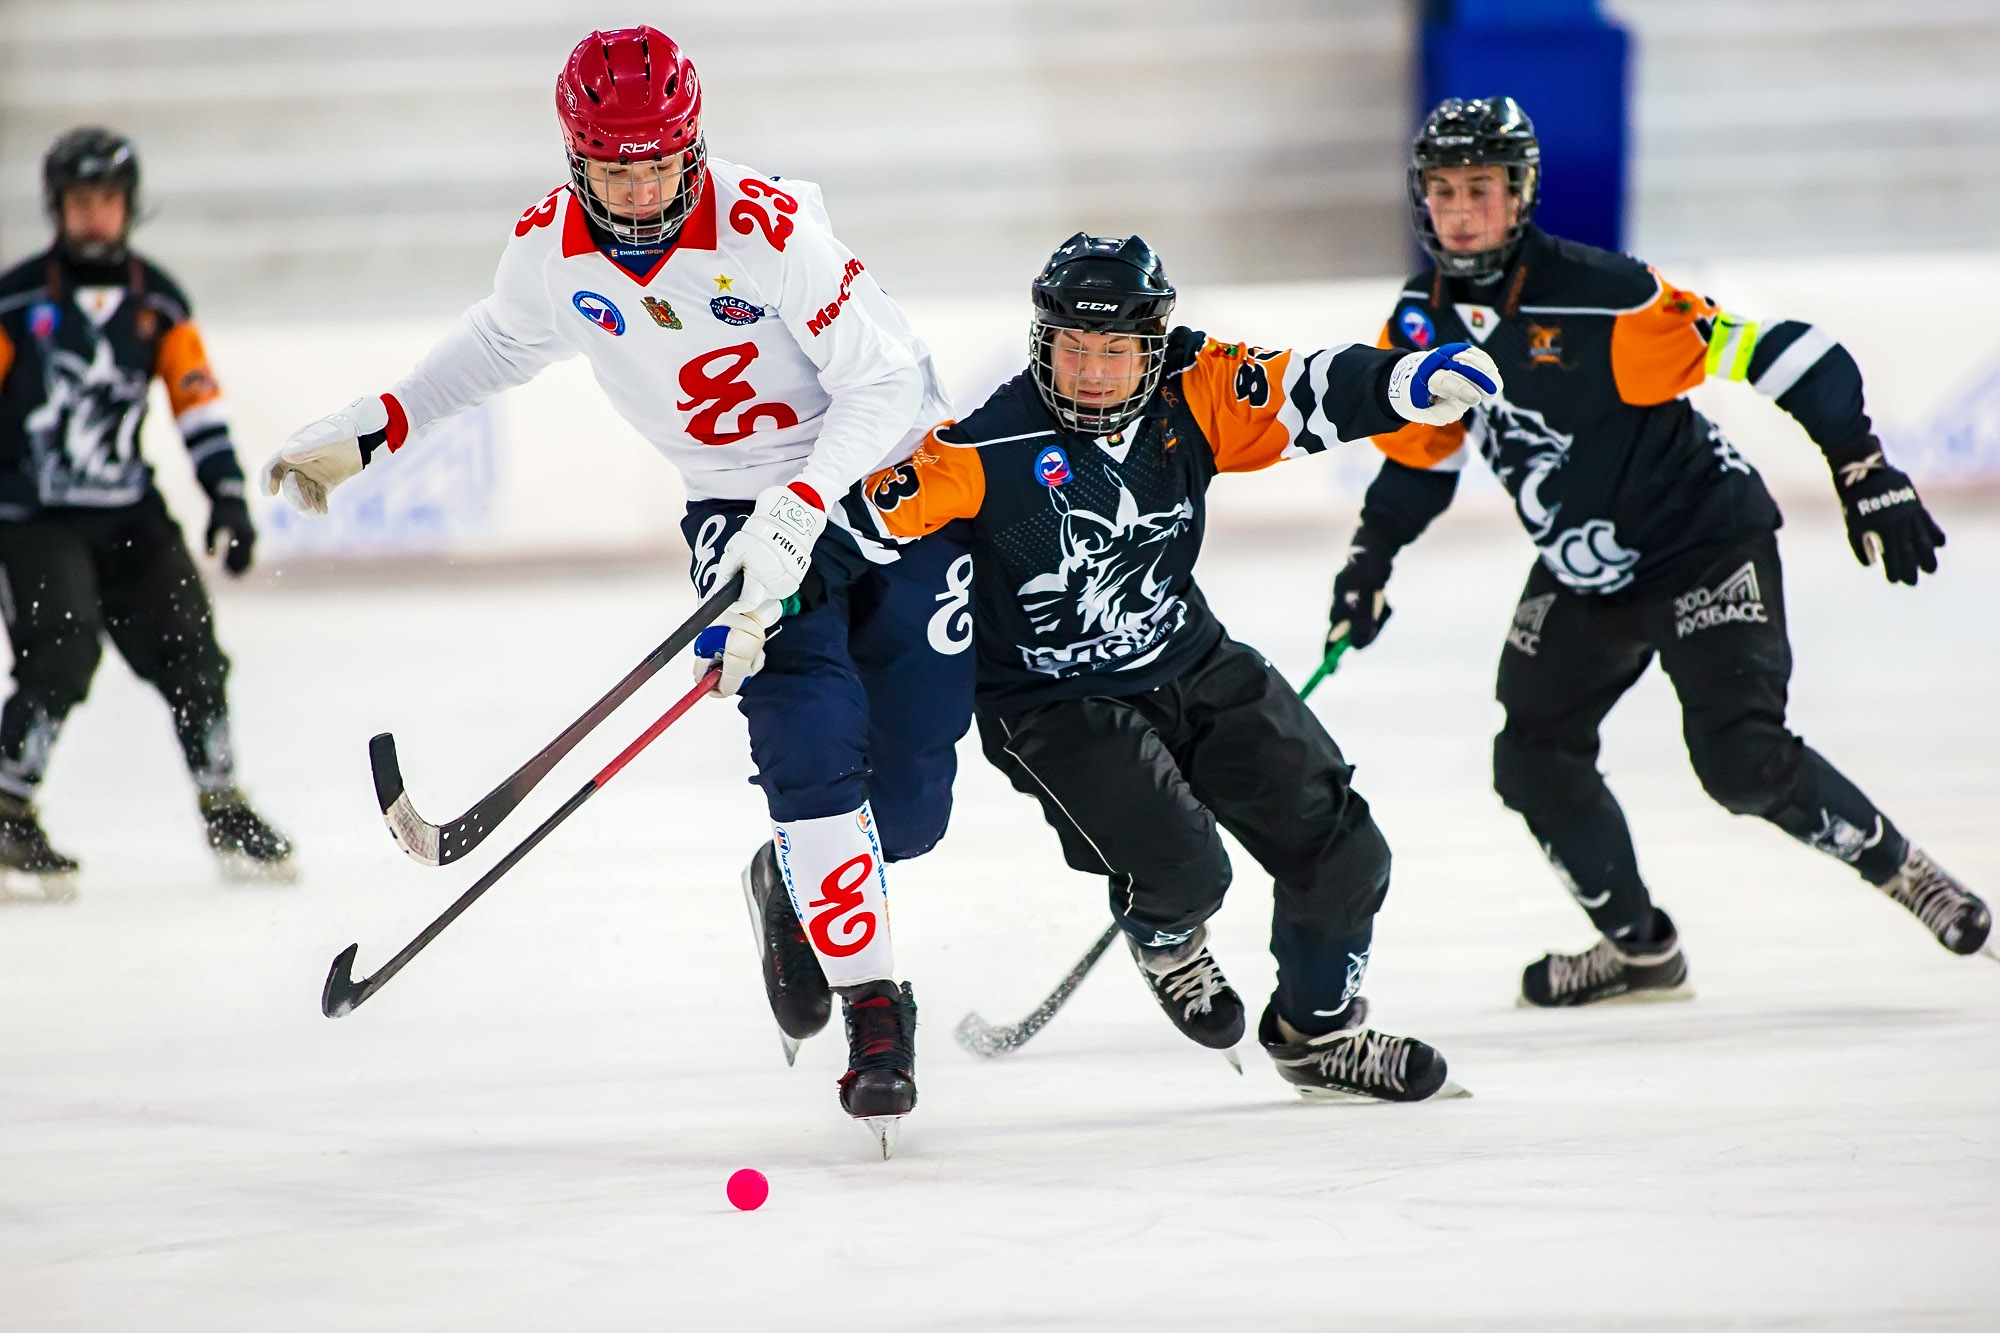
[1029,232,1177,437]
[555,26,706,246]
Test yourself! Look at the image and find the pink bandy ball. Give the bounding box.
[726,1168,769,1211]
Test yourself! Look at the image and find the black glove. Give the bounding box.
[1327,533,1395,651]
[206,494,256,576]
[1825,436,1944,586]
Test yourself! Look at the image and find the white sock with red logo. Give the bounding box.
[772,804,894,989]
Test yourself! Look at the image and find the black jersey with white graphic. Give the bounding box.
[851,327,1405,713]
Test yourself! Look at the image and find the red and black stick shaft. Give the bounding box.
[322,668,722,1018]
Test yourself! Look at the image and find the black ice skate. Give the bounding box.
[740,841,832,1064]
[1520,909,1692,1008]
[0,793,79,903]
[200,789,297,884]
[1256,1000,1464,1103]
[1877,848,1993,959]
[1127,925,1246,1069]
[837,980,917,1159]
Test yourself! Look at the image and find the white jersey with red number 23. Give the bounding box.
[387,158,951,504]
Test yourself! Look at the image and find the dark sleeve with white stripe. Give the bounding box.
[1283,345,1405,455]
[1744,320,1873,451]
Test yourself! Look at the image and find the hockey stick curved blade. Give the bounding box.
[954,921,1120,1059]
[372,574,741,867]
[322,943,363,1018]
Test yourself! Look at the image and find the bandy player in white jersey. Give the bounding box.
[264,27,971,1146]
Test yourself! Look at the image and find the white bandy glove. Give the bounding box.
[1386,342,1503,426]
[263,392,405,516]
[712,482,827,604]
[693,575,786,697]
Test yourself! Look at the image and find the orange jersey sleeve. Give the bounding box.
[1175,337,1303,473]
[154,319,226,424]
[862,425,986,539]
[1610,271,1717,406]
[0,325,13,388]
[1368,322,1464,469]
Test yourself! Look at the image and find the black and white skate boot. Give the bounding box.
[201,789,297,883]
[1128,926,1246,1069]
[1257,1000,1463,1102]
[0,793,79,903]
[1877,848,1992,959]
[1520,909,1692,1008]
[837,979,917,1159]
[740,841,832,1064]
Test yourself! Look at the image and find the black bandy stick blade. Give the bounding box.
[322,943,364,1018]
[954,1011,1016,1059]
[370,732,443,867]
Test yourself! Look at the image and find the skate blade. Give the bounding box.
[858,1115,903,1160]
[216,852,299,886]
[1979,939,1999,966]
[0,868,79,904]
[1515,982,1695,1009]
[778,1030,801,1067]
[1222,1045,1243,1075]
[1296,1078,1472,1105]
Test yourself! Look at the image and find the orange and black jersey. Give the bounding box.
[0,248,245,518]
[1365,225,1873,594]
[847,327,1405,713]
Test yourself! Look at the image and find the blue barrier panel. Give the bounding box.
[1418,0,1630,254]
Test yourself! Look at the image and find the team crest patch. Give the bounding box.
[571,290,625,335]
[1034,445,1071,488]
[1454,303,1499,343]
[642,296,683,330]
[26,301,59,340]
[1526,322,1565,367]
[710,296,766,326]
[1508,592,1556,656]
[1398,305,1435,349]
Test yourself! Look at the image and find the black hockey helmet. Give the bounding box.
[1408,96,1540,281]
[43,126,142,263]
[1030,232,1176,436]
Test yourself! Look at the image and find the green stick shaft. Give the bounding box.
[1298,638,1350,700]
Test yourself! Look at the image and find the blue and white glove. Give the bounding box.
[693,576,785,698]
[1387,342,1502,426]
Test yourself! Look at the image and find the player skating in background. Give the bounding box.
[0,127,292,897]
[852,233,1499,1100]
[265,28,967,1147]
[1329,97,1992,1007]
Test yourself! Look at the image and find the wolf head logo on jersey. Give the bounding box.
[1015,475,1193,678]
[571,291,625,336]
[22,338,152,501]
[1474,395,1640,593]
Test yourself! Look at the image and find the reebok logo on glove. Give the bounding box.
[1855,486,1917,516]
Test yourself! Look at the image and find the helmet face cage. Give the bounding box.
[1027,232,1176,437]
[567,136,707,246]
[1031,317,1170,437]
[43,127,140,261]
[1408,96,1541,282]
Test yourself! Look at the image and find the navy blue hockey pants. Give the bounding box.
[682,502,974,862]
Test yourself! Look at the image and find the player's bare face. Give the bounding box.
[60,184,128,252]
[1050,330,1146,408]
[1425,166,1520,254]
[581,156,684,221]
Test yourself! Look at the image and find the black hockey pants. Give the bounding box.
[1492,531,1907,940]
[978,636,1391,1031]
[0,491,234,799]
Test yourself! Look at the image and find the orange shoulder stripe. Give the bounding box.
[155,320,224,420]
[1178,337,1298,473]
[1610,270,1716,407]
[864,424,985,539]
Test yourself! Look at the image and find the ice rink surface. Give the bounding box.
[1,501,1995,1332]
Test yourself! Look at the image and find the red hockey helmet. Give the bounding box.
[555,27,706,246]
